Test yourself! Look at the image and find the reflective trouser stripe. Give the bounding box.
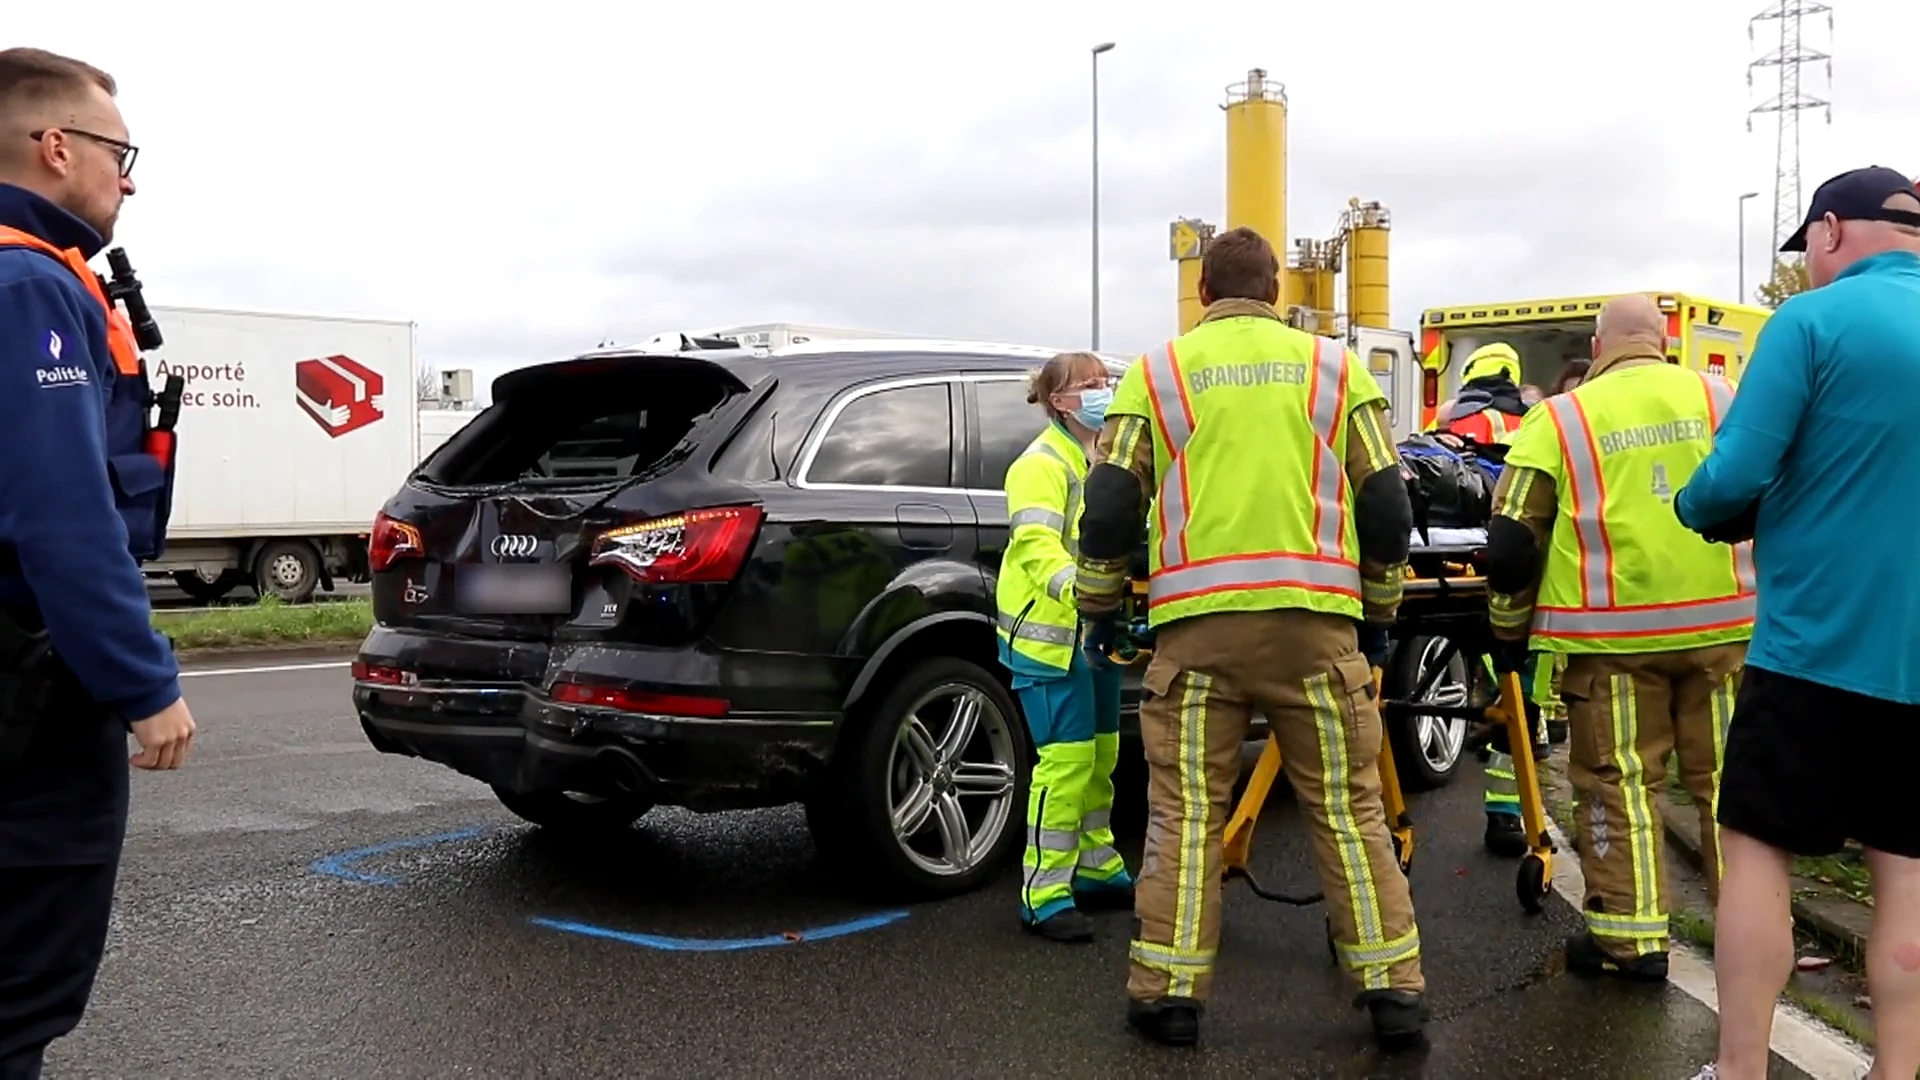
[1606,673,1666,956]
[1585,911,1669,940]
[1309,672,1395,991]
[1484,751,1520,813]
[1129,941,1215,977]
[1169,672,1213,997]
[1076,733,1127,883]
[1023,740,1094,920]
[1708,673,1736,887]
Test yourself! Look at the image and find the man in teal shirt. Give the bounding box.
[1674,165,1920,1080]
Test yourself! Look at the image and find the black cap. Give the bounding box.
[1781,166,1920,252]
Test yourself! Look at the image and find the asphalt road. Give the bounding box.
[39,662,1862,1079]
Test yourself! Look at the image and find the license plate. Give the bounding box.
[456,564,573,615]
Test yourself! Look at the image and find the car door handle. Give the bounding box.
[896,503,953,551]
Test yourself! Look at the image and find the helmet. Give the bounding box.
[1462,343,1522,386]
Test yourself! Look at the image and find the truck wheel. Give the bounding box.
[254,540,321,604]
[1383,634,1471,792]
[492,786,651,832]
[172,569,235,604]
[811,656,1029,900]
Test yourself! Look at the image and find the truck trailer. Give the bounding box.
[1407,291,1770,433]
[143,304,420,603]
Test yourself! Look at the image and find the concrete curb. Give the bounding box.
[176,640,361,667]
[1658,792,1871,963]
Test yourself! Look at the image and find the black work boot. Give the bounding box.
[1073,878,1136,913]
[1484,811,1528,858]
[1355,989,1426,1051]
[1564,932,1669,982]
[1126,996,1201,1047]
[1022,908,1095,944]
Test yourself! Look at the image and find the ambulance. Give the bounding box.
[1400,291,1771,435]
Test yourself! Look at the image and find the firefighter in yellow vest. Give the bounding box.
[1485,293,1754,980]
[1075,227,1425,1051]
[996,351,1135,943]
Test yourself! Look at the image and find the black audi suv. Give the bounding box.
[351,336,1470,901]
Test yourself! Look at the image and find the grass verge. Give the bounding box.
[1793,845,1874,906]
[154,597,373,651]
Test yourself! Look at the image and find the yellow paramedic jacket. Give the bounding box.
[1074,298,1407,626]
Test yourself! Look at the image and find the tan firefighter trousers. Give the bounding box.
[1562,643,1747,961]
[1128,609,1423,1005]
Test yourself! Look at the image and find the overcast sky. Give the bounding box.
[11,1,1915,402]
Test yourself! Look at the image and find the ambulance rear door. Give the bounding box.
[1352,325,1418,441]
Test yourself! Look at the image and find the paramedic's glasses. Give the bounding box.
[29,128,138,179]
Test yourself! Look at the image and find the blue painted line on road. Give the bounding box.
[308,826,492,886]
[527,909,911,952]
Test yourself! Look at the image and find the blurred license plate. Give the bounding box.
[456,564,572,615]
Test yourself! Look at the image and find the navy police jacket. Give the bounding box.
[0,183,180,728]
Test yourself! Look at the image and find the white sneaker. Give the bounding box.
[1687,1066,1717,1080]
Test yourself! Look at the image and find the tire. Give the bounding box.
[1382,634,1471,792]
[171,569,235,604]
[254,539,322,604]
[492,786,652,832]
[810,656,1031,900]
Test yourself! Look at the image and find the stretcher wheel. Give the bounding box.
[1516,853,1550,914]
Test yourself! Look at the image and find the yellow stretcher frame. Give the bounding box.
[1107,571,1557,915]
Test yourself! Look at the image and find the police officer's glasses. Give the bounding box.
[28,128,138,179]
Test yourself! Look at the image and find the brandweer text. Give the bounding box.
[1597,419,1707,456]
[1186,361,1309,395]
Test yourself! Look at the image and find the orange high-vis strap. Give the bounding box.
[1139,334,1362,606]
[1532,371,1756,640]
[0,225,140,376]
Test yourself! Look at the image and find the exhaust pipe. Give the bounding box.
[595,746,653,796]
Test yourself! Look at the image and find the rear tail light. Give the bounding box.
[589,505,763,585]
[1422,369,1438,409]
[550,679,729,717]
[352,660,417,686]
[369,512,424,573]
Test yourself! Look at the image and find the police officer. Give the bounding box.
[1075,226,1425,1050]
[0,48,196,1077]
[1485,293,1751,981]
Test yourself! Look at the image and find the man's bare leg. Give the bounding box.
[1864,847,1920,1079]
[1713,828,1795,1080]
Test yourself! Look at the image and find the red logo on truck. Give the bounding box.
[295,355,385,438]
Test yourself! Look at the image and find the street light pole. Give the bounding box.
[1091,41,1115,352]
[1738,191,1760,302]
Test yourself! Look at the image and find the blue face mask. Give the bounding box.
[1072,387,1113,430]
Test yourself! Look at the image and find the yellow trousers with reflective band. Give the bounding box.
[1563,644,1746,959]
[1129,610,1423,1004]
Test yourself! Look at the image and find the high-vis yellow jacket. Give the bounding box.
[996,421,1089,677]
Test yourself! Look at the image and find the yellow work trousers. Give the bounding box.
[1128,609,1423,1005]
[1562,643,1746,960]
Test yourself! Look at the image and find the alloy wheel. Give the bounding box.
[1412,638,1470,774]
[886,682,1018,878]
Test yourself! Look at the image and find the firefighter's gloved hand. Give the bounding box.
[1490,639,1530,675]
[1082,616,1119,661]
[1357,623,1391,669]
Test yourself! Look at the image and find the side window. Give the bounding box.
[972,378,1048,490]
[806,382,953,488]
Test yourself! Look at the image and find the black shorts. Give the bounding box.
[1717,665,1920,859]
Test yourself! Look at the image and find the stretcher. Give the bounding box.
[1105,533,1557,917]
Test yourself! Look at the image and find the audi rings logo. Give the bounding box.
[491,534,539,559]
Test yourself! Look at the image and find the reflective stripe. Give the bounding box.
[1338,928,1420,968]
[1078,844,1122,871]
[1028,441,1084,559]
[1169,672,1213,997]
[1010,507,1065,532]
[1082,808,1110,833]
[1610,674,1666,956]
[1129,940,1215,973]
[1045,565,1075,602]
[997,612,1074,646]
[1544,394,1614,609]
[1032,828,1080,851]
[1310,672,1394,991]
[1151,553,1361,605]
[1698,374,1758,597]
[1489,592,1531,630]
[1534,594,1755,638]
[1585,910,1669,940]
[1024,865,1076,891]
[1141,335,1357,604]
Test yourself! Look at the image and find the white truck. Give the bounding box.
[142,305,420,603]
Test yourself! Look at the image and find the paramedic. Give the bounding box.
[1074,226,1425,1051]
[996,350,1134,945]
[1485,293,1752,981]
[0,48,196,1078]
[1674,166,1920,1080]
[1436,343,1529,444]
